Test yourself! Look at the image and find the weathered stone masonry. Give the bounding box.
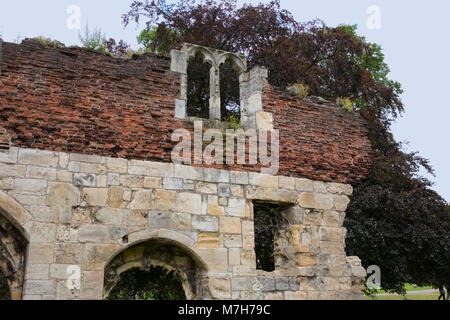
[0,39,371,300]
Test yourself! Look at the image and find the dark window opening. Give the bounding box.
[254,201,291,272]
[220,58,241,123]
[187,53,211,119]
[0,269,10,300]
[106,266,186,300]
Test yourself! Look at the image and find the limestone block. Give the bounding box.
[230,171,248,185]
[47,183,80,206]
[55,243,82,264]
[128,190,153,210]
[255,111,273,130]
[171,212,191,230]
[18,149,59,167]
[59,152,69,169]
[125,210,149,227]
[0,163,26,177]
[196,182,218,194]
[174,164,203,180]
[326,182,353,196]
[24,280,55,295]
[56,170,72,182]
[82,244,120,271]
[28,243,54,264]
[209,278,231,299]
[333,195,350,211]
[204,168,229,183]
[279,176,295,190]
[56,225,78,243]
[246,186,297,203]
[192,215,219,232]
[82,188,109,207]
[230,185,244,197]
[295,253,318,266]
[198,232,223,248]
[78,225,110,243]
[97,175,107,187]
[219,216,242,234]
[108,186,126,209]
[107,173,120,186]
[228,248,241,265]
[240,249,256,267]
[30,222,56,243]
[298,192,334,210]
[27,205,52,222]
[155,189,177,211]
[148,211,171,229]
[144,177,161,188]
[106,157,128,173]
[70,153,103,164]
[207,195,224,216]
[120,175,144,188]
[178,192,202,214]
[26,166,57,180]
[80,271,104,299]
[26,264,50,280]
[79,163,107,175]
[163,177,183,190]
[74,173,96,187]
[295,178,314,192]
[248,173,278,188]
[128,160,173,177]
[264,292,283,300]
[223,234,242,248]
[95,207,124,225]
[0,147,18,164]
[14,178,47,194]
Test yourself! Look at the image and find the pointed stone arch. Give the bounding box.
[0,190,29,300]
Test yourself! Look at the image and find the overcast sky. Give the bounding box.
[0,0,448,202]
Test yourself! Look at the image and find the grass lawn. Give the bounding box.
[403,283,433,291]
[373,283,435,294]
[364,294,440,300]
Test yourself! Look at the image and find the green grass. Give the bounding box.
[373,283,435,294]
[364,294,440,300]
[404,283,433,291]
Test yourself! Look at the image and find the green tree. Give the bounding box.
[106,266,186,300]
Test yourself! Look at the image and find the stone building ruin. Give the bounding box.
[0,38,372,300]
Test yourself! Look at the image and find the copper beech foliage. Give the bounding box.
[123,0,450,293]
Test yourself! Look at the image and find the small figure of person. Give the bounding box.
[438,283,446,300]
[447,284,450,300]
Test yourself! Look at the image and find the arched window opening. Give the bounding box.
[106,266,186,300]
[104,238,208,300]
[187,53,211,119]
[0,269,10,300]
[0,208,28,300]
[220,58,241,124]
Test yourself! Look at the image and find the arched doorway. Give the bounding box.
[0,208,28,300]
[104,238,209,300]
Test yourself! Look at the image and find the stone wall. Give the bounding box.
[0,39,372,185]
[0,147,366,300]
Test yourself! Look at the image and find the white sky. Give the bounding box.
[0,0,448,202]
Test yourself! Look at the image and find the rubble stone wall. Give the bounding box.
[0,147,366,300]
